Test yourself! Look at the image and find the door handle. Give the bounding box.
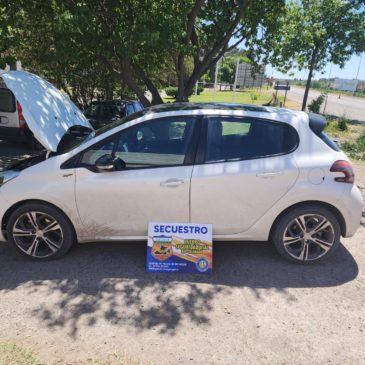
[256,171,283,178]
[160,178,185,187]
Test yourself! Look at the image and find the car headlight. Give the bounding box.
[0,170,20,187]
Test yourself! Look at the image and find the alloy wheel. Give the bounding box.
[12,211,63,258]
[282,214,335,262]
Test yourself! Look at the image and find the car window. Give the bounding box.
[0,88,16,113]
[205,117,298,162]
[85,103,121,118]
[126,103,135,115]
[80,138,116,165]
[133,102,143,112]
[80,116,196,168]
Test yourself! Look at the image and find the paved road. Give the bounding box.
[0,141,365,364]
[287,86,365,121]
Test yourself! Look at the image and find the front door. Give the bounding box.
[75,116,198,238]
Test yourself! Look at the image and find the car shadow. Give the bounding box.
[0,240,358,337]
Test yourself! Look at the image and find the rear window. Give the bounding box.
[205,117,299,162]
[0,88,16,113]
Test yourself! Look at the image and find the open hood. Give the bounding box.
[0,71,93,152]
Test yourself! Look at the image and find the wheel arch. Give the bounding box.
[269,200,347,239]
[1,199,77,240]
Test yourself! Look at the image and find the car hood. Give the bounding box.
[0,70,93,152]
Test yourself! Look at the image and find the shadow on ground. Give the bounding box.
[0,240,358,337]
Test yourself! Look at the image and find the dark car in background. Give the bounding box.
[84,100,143,129]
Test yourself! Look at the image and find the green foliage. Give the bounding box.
[337,116,348,132]
[0,343,41,365]
[0,0,285,105]
[325,116,349,133]
[165,87,179,98]
[250,92,258,101]
[253,0,365,109]
[197,85,204,95]
[342,134,365,160]
[307,94,325,113]
[165,85,202,99]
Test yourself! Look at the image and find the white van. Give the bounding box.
[0,86,31,144]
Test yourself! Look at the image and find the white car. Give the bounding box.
[0,71,362,264]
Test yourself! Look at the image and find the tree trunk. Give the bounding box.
[176,55,187,102]
[120,58,151,107]
[302,47,318,111]
[135,65,164,105]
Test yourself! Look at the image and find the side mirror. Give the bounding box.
[95,154,126,172]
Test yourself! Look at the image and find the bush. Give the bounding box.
[341,133,365,160]
[307,94,326,113]
[165,86,178,98]
[165,86,201,99]
[250,92,258,101]
[337,116,348,131]
[197,85,204,95]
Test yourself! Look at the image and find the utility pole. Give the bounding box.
[213,58,220,102]
[233,58,240,102]
[353,53,363,96]
[323,63,332,114]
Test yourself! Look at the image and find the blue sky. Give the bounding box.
[265,53,364,81]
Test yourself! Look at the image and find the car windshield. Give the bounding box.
[85,103,123,118]
[60,111,145,154]
[94,110,145,136]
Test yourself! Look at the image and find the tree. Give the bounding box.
[171,0,285,101]
[1,0,285,106]
[259,0,365,111]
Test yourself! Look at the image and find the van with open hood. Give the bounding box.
[0,71,94,153]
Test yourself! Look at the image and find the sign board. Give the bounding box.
[330,78,358,92]
[274,85,291,91]
[146,222,213,274]
[235,63,265,88]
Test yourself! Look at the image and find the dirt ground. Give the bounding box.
[0,140,365,365]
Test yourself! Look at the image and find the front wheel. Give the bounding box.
[7,203,75,261]
[271,205,341,264]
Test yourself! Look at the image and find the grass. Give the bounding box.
[163,89,291,105]
[325,117,365,160]
[0,343,41,365]
[0,343,151,365]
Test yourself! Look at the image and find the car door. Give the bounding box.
[190,115,300,235]
[75,115,199,238]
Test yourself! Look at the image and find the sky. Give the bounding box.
[265,53,365,81]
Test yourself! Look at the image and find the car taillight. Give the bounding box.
[17,101,27,129]
[330,160,354,184]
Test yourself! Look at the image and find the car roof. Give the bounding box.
[91,100,139,105]
[142,102,303,117]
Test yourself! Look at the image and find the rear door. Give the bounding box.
[190,115,300,235]
[0,88,18,129]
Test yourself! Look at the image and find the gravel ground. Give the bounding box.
[0,140,364,365]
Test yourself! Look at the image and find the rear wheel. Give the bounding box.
[271,205,341,264]
[6,203,75,261]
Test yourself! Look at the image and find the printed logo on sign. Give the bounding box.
[152,235,173,261]
[196,258,209,272]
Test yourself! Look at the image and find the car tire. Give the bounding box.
[6,203,76,261]
[271,205,341,264]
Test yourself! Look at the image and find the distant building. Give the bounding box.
[330,78,358,92]
[236,63,265,88]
